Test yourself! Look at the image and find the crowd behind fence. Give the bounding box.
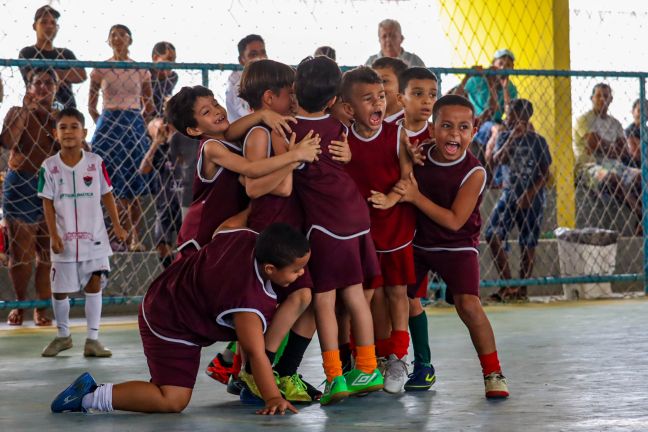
[0,58,646,309]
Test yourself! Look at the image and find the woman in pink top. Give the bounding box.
[89,24,155,252]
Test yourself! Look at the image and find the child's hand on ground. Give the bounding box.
[259,109,297,140]
[51,234,64,254]
[330,132,351,163]
[114,225,128,243]
[394,172,420,203]
[257,397,298,415]
[290,130,321,163]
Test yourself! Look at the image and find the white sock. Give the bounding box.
[85,291,102,340]
[81,383,114,412]
[52,297,70,338]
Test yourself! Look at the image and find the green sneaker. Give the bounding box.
[320,376,350,406]
[278,374,311,403]
[238,370,263,399]
[345,368,384,395]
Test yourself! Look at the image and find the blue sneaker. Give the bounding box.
[51,372,98,413]
[404,363,436,392]
[239,386,264,405]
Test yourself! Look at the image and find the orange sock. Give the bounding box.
[355,344,377,374]
[322,350,343,382]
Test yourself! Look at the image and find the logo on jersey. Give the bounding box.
[83,175,93,187]
[51,166,60,174]
[87,163,96,172]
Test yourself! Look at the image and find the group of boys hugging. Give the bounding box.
[49,54,509,416]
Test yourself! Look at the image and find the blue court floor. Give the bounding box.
[1,299,647,432]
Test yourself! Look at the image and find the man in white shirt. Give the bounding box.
[225,34,267,122]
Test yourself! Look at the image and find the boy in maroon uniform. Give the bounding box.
[234,59,331,403]
[341,66,415,394]
[371,57,408,124]
[51,223,310,415]
[165,85,321,251]
[392,66,439,391]
[291,56,384,405]
[395,95,509,398]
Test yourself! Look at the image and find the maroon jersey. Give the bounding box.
[244,126,304,232]
[412,146,486,252]
[397,118,431,144]
[176,138,249,249]
[142,228,277,346]
[384,109,404,125]
[346,122,415,251]
[292,115,370,237]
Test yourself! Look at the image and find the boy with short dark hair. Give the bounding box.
[226,34,268,122]
[485,99,552,301]
[341,66,415,393]
[395,66,439,391]
[165,85,320,251]
[395,94,509,399]
[291,56,384,405]
[38,108,127,357]
[371,57,408,123]
[51,223,311,415]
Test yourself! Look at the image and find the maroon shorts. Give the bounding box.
[275,267,313,303]
[138,306,202,389]
[308,229,380,293]
[408,249,480,304]
[366,244,416,289]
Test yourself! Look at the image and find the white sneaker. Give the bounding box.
[383,354,408,393]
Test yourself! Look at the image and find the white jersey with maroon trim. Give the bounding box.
[38,150,113,262]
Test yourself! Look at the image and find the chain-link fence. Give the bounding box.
[0,57,646,310]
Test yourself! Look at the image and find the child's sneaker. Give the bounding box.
[83,339,112,357]
[278,374,311,403]
[226,376,244,395]
[42,336,73,357]
[205,353,234,384]
[51,372,97,413]
[300,375,322,401]
[238,370,263,399]
[320,375,350,406]
[484,372,509,399]
[239,386,265,405]
[377,357,388,375]
[344,368,384,395]
[404,362,436,391]
[383,355,408,394]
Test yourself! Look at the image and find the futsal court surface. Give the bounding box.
[1,299,647,432]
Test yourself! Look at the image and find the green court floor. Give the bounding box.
[1,299,647,432]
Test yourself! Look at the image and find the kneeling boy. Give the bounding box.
[51,223,311,415]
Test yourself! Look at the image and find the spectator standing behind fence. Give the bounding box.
[455,49,518,187]
[0,69,59,326]
[573,83,642,233]
[88,24,155,252]
[314,46,336,61]
[624,98,647,168]
[225,34,267,122]
[365,19,425,67]
[19,5,86,109]
[139,120,182,269]
[150,42,178,118]
[485,99,552,302]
